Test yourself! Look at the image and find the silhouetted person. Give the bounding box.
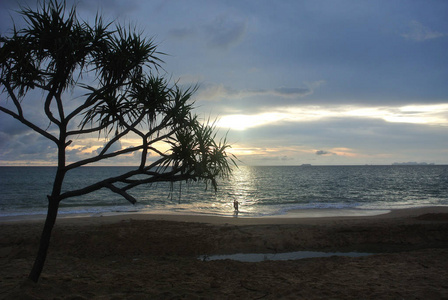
[233,199,239,212]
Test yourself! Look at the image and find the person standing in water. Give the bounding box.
[233,199,239,212]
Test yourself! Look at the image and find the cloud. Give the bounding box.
[213,103,448,133]
[197,81,325,102]
[75,0,141,18]
[0,117,31,136]
[315,150,333,156]
[203,15,247,49]
[274,87,311,97]
[0,132,56,163]
[169,13,247,50]
[225,111,448,151]
[401,21,446,42]
[96,140,123,155]
[169,27,197,39]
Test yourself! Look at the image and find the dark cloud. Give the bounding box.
[203,15,247,49]
[274,87,311,97]
[315,150,333,156]
[169,27,197,39]
[195,81,325,113]
[168,13,247,50]
[0,132,56,162]
[0,117,31,136]
[75,0,141,18]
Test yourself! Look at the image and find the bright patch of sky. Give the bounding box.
[217,104,448,131]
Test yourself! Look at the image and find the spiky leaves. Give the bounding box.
[165,120,236,191]
[1,1,101,95]
[1,0,235,194]
[1,0,236,284]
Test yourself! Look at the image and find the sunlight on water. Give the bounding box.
[222,166,259,214]
[1,165,448,217]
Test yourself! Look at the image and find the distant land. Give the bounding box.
[392,162,435,166]
[299,163,438,167]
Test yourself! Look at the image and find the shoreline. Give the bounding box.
[2,205,448,299]
[1,206,448,225]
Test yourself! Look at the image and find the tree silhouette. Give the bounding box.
[0,1,235,283]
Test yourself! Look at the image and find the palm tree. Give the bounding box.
[0,0,235,282]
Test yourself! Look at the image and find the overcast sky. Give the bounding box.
[1,0,448,166]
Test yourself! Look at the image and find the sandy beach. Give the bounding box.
[1,207,448,299]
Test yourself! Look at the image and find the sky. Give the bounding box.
[1,0,448,166]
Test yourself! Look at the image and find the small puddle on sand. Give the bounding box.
[199,251,373,262]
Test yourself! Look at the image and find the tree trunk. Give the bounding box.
[28,131,67,283]
[28,196,60,282]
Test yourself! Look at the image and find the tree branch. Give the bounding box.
[65,84,118,123]
[44,90,61,126]
[66,121,115,136]
[65,145,145,170]
[121,172,195,191]
[0,105,59,144]
[54,92,65,124]
[64,115,176,171]
[59,168,143,200]
[139,141,148,170]
[97,109,149,157]
[59,167,194,202]
[1,79,23,117]
[99,126,133,156]
[147,146,166,157]
[105,183,137,204]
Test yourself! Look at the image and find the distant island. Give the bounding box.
[392,162,435,166]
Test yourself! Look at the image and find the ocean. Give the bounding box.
[1,165,448,218]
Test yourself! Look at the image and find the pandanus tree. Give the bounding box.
[0,1,235,282]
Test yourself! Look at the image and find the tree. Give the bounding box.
[0,1,235,283]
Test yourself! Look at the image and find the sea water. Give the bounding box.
[1,165,448,217]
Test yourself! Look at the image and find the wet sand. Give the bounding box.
[1,207,448,299]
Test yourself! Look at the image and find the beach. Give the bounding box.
[1,207,448,299]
